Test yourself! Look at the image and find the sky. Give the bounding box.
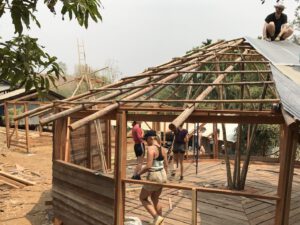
[0,0,298,78]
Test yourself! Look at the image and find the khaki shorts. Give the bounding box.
[143,169,167,192]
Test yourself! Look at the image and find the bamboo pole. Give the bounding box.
[169,49,248,131]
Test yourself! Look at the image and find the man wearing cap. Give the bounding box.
[263,2,293,41]
[131,121,144,179]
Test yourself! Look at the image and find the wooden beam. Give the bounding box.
[275,124,299,225]
[123,178,280,200]
[119,106,276,115]
[63,99,280,105]
[114,111,127,225]
[125,113,284,124]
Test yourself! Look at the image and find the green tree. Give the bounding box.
[0,0,102,92]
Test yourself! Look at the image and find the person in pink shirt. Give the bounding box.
[131,121,145,179]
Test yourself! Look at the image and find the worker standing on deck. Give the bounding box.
[263,2,293,41]
[172,124,188,180]
[137,130,168,225]
[131,121,145,180]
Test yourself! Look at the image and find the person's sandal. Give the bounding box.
[153,215,164,225]
[171,171,176,177]
[180,175,183,181]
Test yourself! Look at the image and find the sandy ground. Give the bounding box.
[0,127,53,225]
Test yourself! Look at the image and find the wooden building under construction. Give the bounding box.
[15,37,300,225]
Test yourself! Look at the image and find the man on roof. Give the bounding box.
[263,2,293,41]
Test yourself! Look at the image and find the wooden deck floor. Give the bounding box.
[125,160,300,225]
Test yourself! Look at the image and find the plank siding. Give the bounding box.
[52,160,115,225]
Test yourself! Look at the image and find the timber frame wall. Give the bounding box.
[15,38,300,225]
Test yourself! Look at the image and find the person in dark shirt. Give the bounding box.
[263,2,293,41]
[172,124,188,180]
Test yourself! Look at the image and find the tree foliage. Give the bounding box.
[0,0,103,92]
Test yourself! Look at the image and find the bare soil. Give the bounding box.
[0,127,53,225]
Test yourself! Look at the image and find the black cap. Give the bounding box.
[143,130,157,140]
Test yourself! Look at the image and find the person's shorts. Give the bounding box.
[143,169,167,192]
[134,143,145,157]
[173,143,186,154]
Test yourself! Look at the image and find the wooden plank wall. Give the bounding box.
[52,160,115,225]
[69,118,107,170]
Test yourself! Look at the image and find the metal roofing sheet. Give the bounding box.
[245,37,300,121]
[271,65,300,121]
[245,36,300,66]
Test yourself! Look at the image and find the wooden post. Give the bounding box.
[13,104,18,139]
[24,103,30,153]
[275,124,298,225]
[114,111,127,225]
[213,123,218,159]
[163,122,166,146]
[4,102,10,148]
[106,120,112,170]
[64,117,71,162]
[192,188,198,225]
[86,123,92,169]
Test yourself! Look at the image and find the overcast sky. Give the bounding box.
[0,0,298,77]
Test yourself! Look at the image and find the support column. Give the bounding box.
[275,124,298,225]
[213,123,219,159]
[24,103,30,153]
[4,102,10,148]
[114,111,127,225]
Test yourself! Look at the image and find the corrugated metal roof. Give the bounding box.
[0,88,28,101]
[271,65,300,121]
[245,37,300,121]
[245,37,300,66]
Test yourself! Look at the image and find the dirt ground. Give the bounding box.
[0,127,53,225]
